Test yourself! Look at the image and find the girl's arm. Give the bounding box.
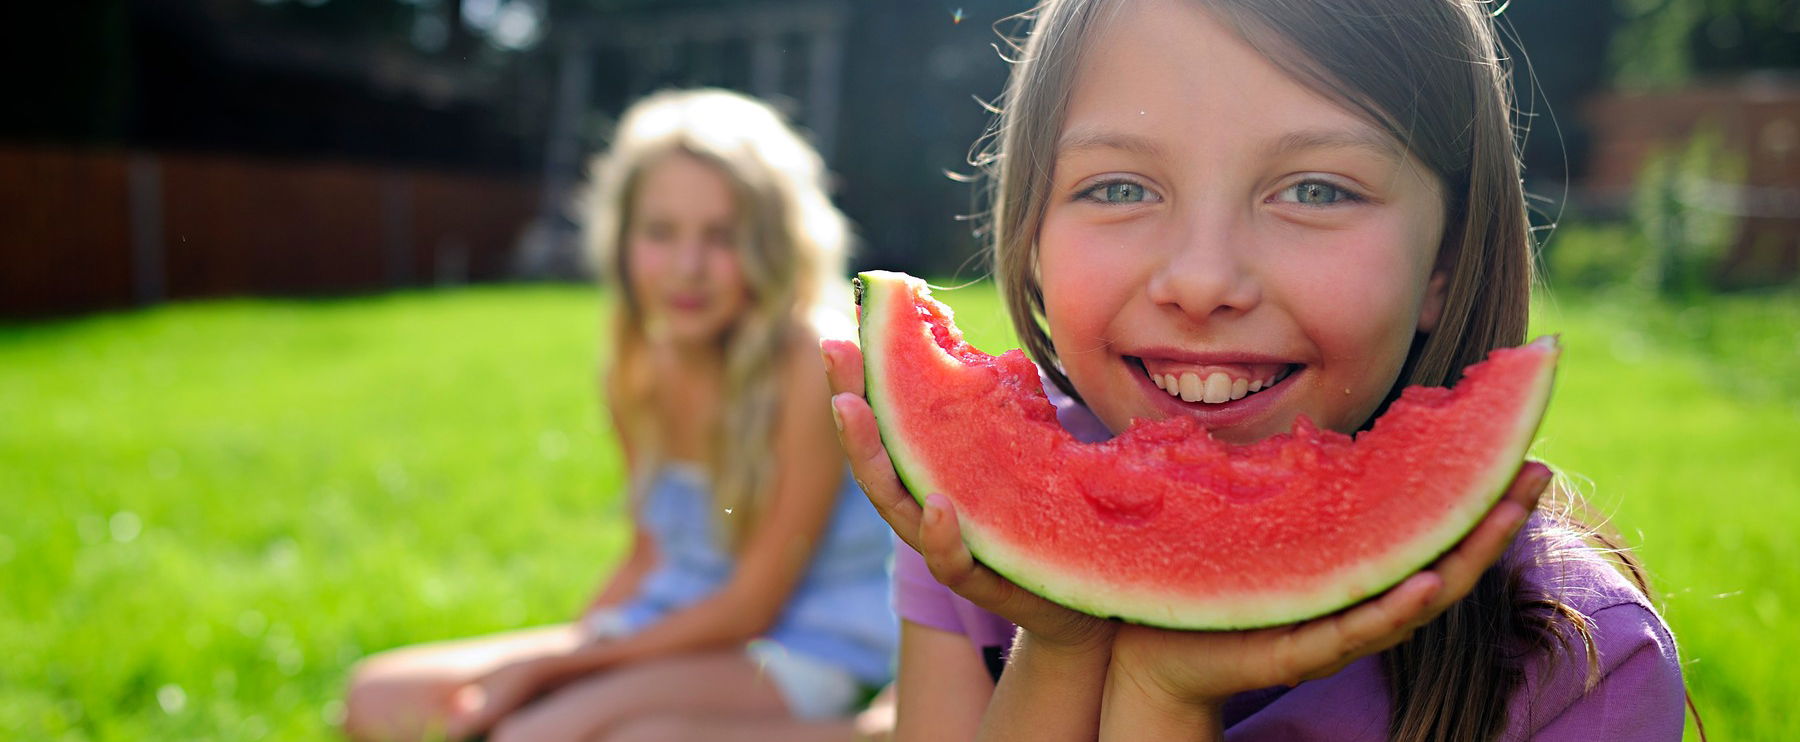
[581,522,657,614]
[543,339,848,677]
[824,337,1117,740]
[582,376,659,615]
[452,344,847,737]
[894,621,994,742]
[978,629,1112,742]
[1099,649,1224,742]
[906,497,1111,742]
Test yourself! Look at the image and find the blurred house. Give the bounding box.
[2,0,1026,318]
[2,0,548,318]
[522,0,1027,283]
[516,0,855,278]
[23,1,1784,316]
[1582,74,1800,285]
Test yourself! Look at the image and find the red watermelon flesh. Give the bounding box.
[856,271,1557,630]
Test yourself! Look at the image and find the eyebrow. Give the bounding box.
[1055,128,1166,159]
[1057,125,1404,165]
[1266,127,1403,162]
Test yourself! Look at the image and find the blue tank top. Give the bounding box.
[609,463,896,685]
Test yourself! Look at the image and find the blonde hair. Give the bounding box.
[583,88,851,549]
[977,2,1623,739]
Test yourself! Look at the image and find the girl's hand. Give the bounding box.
[1105,461,1553,716]
[443,656,556,739]
[821,338,1116,653]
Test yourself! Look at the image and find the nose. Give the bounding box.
[1144,211,1261,323]
[673,236,708,279]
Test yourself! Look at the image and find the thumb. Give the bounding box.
[444,684,489,736]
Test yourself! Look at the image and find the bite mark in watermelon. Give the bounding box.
[856,271,1557,630]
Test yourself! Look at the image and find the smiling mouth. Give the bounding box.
[1128,357,1298,405]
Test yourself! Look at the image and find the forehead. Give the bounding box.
[634,153,738,216]
[1059,0,1404,165]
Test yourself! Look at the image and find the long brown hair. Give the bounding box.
[582,89,851,550]
[979,1,1639,738]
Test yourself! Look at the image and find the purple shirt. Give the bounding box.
[893,379,1684,740]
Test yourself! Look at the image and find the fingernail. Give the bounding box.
[1504,504,1530,539]
[1420,575,1444,603]
[819,340,837,372]
[923,494,946,524]
[830,395,847,432]
[1533,465,1555,493]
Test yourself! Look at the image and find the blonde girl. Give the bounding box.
[345,89,895,742]
[821,0,1684,739]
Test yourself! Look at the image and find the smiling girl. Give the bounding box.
[344,89,895,742]
[821,0,1685,739]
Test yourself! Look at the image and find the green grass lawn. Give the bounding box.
[2,283,1793,740]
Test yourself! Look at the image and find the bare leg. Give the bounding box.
[342,623,584,742]
[601,716,854,742]
[854,683,898,742]
[600,685,896,742]
[487,650,794,742]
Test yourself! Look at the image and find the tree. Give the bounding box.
[1611,0,1800,90]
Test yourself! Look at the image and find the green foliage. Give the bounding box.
[1527,290,1800,742]
[1629,125,1746,297]
[2,284,1795,739]
[1609,0,1800,90]
[1537,288,1800,405]
[1543,222,1644,293]
[1610,0,1700,91]
[1546,127,1744,297]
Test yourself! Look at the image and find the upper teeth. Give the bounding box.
[1151,368,1286,404]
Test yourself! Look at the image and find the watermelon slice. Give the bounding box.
[856,271,1556,630]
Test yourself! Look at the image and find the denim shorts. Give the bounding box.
[746,638,863,720]
[585,609,862,719]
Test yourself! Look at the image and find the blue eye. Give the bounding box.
[1280,181,1361,205]
[1081,180,1153,204]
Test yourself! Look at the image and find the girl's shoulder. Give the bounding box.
[1509,514,1658,615]
[1502,514,1686,739]
[776,323,834,399]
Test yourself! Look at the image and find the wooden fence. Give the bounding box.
[0,146,540,317]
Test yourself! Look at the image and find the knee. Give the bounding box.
[340,660,446,742]
[486,716,531,742]
[340,662,389,740]
[488,707,592,742]
[603,716,701,742]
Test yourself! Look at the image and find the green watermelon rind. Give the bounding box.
[958,345,1554,630]
[857,271,961,517]
[856,270,1557,631]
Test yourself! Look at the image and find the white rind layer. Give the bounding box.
[858,272,956,508]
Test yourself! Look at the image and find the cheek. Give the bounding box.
[1285,216,1436,338]
[1280,220,1438,430]
[625,241,660,286]
[711,251,751,301]
[1037,218,1143,339]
